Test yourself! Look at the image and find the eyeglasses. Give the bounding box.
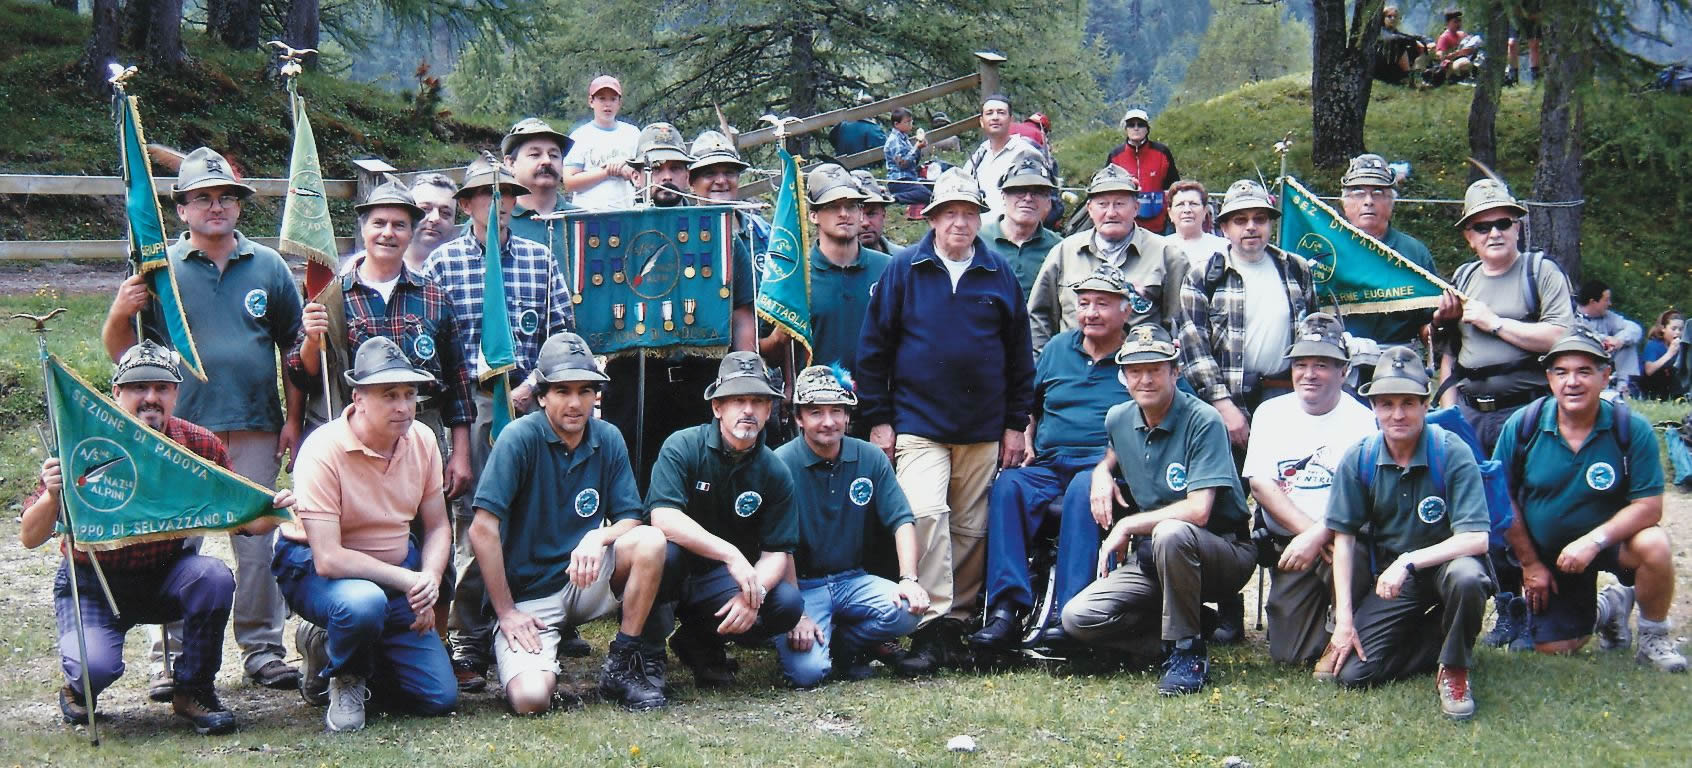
[1002,188,1046,199]
[186,193,243,209]
[1342,188,1392,201]
[1468,218,1516,234]
[1125,121,1149,129]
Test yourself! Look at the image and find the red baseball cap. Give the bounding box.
[589,75,623,97]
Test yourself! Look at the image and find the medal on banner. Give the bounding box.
[699,215,713,242]
[684,251,696,279]
[611,257,625,284]
[662,300,675,331]
[634,302,646,335]
[612,303,625,330]
[676,217,689,244]
[592,259,604,286]
[607,219,621,249]
[700,252,713,279]
[586,220,601,249]
[683,298,696,326]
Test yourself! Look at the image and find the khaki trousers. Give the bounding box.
[893,435,997,626]
[1062,519,1255,651]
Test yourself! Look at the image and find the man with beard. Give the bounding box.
[1028,165,1188,357]
[407,174,460,272]
[851,170,902,255]
[979,157,1063,299]
[21,341,294,734]
[647,352,805,687]
[603,124,759,487]
[505,118,578,271]
[100,146,305,695]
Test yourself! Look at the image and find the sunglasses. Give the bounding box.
[1468,218,1516,234]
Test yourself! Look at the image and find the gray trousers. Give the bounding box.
[1336,555,1493,688]
[1266,543,1334,665]
[447,391,497,665]
[1061,520,1255,652]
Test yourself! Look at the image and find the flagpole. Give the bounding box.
[110,68,147,355]
[18,309,100,747]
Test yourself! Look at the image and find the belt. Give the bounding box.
[1461,388,1539,413]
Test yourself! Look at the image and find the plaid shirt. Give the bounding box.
[1176,246,1316,402]
[284,260,476,426]
[884,129,922,181]
[422,232,574,382]
[28,417,228,570]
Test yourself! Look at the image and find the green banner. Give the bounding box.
[754,148,813,357]
[47,356,282,550]
[480,175,517,441]
[1277,176,1450,315]
[118,94,205,381]
[279,83,339,300]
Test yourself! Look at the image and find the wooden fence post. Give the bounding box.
[352,157,397,202]
[974,51,1006,100]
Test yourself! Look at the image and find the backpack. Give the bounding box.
[1504,396,1633,511]
[1355,413,1515,561]
[1451,250,1547,322]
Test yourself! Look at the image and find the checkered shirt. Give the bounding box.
[422,232,574,381]
[1175,247,1316,402]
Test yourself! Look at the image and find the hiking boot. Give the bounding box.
[248,659,301,690]
[907,623,947,673]
[1636,629,1689,673]
[325,675,370,733]
[452,658,488,693]
[1508,604,1536,653]
[1210,594,1245,645]
[148,668,175,703]
[1158,637,1209,696]
[173,686,237,735]
[1481,593,1522,648]
[834,650,875,682]
[671,629,736,688]
[868,639,931,677]
[935,618,974,670]
[58,685,89,725]
[1436,665,1475,720]
[1595,584,1635,652]
[1312,643,1340,682]
[970,605,1022,651]
[599,638,668,710]
[640,648,675,697]
[558,624,592,659]
[296,622,330,706]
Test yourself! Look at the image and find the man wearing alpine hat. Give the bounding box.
[504,117,579,269]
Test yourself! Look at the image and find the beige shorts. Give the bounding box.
[493,548,621,687]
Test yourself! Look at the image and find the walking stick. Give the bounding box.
[16,309,100,746]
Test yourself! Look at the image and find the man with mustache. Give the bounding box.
[851,170,903,256]
[1028,165,1188,357]
[21,341,294,734]
[505,118,579,273]
[561,75,641,211]
[646,352,804,687]
[1493,330,1685,672]
[100,146,305,695]
[1060,323,1255,695]
[423,155,575,692]
[469,333,672,712]
[1430,178,1573,650]
[980,157,1063,299]
[274,337,458,732]
[690,130,772,269]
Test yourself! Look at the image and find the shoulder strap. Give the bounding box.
[1201,251,1229,299]
[1425,425,1447,500]
[1508,396,1550,504]
[1522,251,1541,318]
[1358,432,1382,490]
[1612,399,1633,487]
[1453,260,1481,292]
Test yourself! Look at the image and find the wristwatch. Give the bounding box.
[899,574,920,583]
[1402,560,1418,581]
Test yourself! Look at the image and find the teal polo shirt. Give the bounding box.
[1327,426,1490,559]
[158,231,303,433]
[1104,390,1249,537]
[809,244,891,368]
[510,196,578,274]
[774,436,913,578]
[1492,401,1661,558]
[473,414,643,602]
[980,214,1062,299]
[1033,329,1129,460]
[646,422,799,574]
[1342,227,1436,346]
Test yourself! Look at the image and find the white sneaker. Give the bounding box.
[1636,631,1688,673]
[1594,584,1634,651]
[326,675,370,732]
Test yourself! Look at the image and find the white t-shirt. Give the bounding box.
[1242,393,1377,534]
[1176,232,1229,265]
[564,120,640,210]
[966,136,1043,214]
[1235,251,1291,375]
[939,253,972,291]
[362,271,400,303]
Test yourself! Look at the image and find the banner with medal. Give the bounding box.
[564,206,737,358]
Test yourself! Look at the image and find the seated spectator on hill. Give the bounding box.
[1640,310,1686,400]
[1430,9,1481,82]
[1375,5,1431,85]
[1573,280,1643,396]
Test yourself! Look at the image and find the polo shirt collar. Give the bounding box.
[798,436,856,467]
[177,230,259,263]
[334,406,413,458]
[513,197,573,218]
[1537,399,1614,435]
[1375,427,1434,469]
[705,420,754,461]
[543,416,603,463]
[1132,390,1188,434]
[909,232,998,273]
[812,244,864,271]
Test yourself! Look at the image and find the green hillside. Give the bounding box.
[1053,75,1692,325]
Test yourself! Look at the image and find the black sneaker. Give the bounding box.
[173,686,237,735]
[907,623,946,672]
[969,605,1023,652]
[1209,594,1245,645]
[296,622,330,706]
[58,685,89,725]
[671,629,735,688]
[558,624,592,659]
[1157,638,1209,696]
[936,618,974,670]
[600,638,668,710]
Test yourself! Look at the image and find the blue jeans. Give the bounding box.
[55,553,233,696]
[889,180,931,205]
[658,543,805,645]
[776,569,920,687]
[272,538,457,715]
[983,454,1102,613]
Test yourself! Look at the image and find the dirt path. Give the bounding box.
[0,262,127,296]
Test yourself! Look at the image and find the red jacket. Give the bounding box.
[1105,139,1180,233]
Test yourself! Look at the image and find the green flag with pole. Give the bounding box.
[479,160,517,442]
[754,147,813,358]
[45,356,283,550]
[279,77,340,301]
[1277,175,1455,315]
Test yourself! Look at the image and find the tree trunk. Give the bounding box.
[1528,8,1593,284]
[1466,0,1509,181]
[208,0,261,50]
[122,0,186,69]
[284,0,323,68]
[784,20,818,156]
[1310,0,1381,168]
[78,0,120,95]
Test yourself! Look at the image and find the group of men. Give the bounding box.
[22,83,1683,739]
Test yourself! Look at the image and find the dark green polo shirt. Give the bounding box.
[774,436,913,578]
[1492,401,1661,558]
[646,422,798,574]
[159,231,303,433]
[1104,390,1249,537]
[1034,329,1130,460]
[510,197,577,274]
[980,213,1062,300]
[473,414,643,602]
[809,244,891,368]
[1326,426,1490,559]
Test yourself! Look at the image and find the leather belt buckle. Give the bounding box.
[1472,394,1498,413]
